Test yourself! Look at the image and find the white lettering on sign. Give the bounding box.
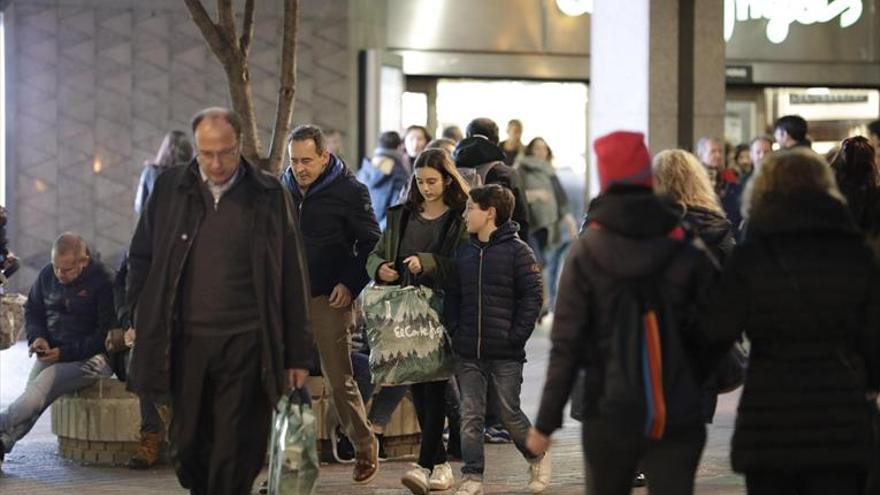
[723,0,863,44]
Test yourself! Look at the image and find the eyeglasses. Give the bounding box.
[196,146,239,163]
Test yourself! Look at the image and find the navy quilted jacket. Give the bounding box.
[447,221,543,361]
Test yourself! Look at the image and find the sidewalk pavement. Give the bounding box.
[0,325,745,494]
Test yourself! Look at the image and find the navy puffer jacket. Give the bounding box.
[447,221,543,361]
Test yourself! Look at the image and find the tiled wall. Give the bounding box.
[7,0,355,292]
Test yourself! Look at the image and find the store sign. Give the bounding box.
[723,0,864,44]
[725,65,753,83]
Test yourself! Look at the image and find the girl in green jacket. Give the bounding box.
[366,148,469,494]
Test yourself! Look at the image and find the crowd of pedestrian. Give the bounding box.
[2,108,880,495]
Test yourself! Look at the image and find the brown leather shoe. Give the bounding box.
[128,432,161,469]
[352,440,379,484]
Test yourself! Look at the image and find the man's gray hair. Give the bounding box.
[51,232,88,259]
[695,137,721,156]
[191,107,243,143]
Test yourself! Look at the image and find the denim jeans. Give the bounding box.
[456,359,537,477]
[0,354,112,452]
[350,351,408,428]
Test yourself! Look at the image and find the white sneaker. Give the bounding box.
[528,451,552,494]
[430,462,455,491]
[401,464,432,495]
[454,476,483,495]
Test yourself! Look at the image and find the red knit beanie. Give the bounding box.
[594,131,653,192]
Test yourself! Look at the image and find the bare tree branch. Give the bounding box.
[183,0,229,62]
[216,0,238,53]
[240,0,256,57]
[266,0,299,174]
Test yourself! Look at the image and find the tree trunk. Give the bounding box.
[265,0,299,175]
[223,59,262,165]
[184,0,298,174]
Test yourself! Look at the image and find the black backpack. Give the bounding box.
[594,249,703,439]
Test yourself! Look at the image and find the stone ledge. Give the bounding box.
[51,378,167,466]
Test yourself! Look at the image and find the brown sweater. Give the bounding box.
[180,180,259,335]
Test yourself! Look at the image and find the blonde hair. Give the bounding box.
[652,149,722,213]
[742,148,844,219]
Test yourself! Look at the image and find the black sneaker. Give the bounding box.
[633,471,647,487]
[331,427,355,464]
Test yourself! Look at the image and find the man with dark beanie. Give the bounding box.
[454,117,531,243]
[528,131,717,495]
[126,107,313,495]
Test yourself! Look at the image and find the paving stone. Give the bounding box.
[0,330,746,494]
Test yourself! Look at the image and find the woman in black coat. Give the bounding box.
[706,149,880,494]
[653,149,737,423]
[831,136,880,239]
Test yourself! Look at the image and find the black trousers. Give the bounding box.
[582,420,706,495]
[745,470,866,495]
[412,380,448,470]
[170,330,271,495]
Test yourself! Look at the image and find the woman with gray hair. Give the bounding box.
[704,149,880,494]
[134,130,193,215]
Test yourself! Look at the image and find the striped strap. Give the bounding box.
[641,309,667,440]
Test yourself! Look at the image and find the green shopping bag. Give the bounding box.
[267,388,319,495]
[362,283,455,385]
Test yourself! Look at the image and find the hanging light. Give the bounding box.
[556,0,592,17]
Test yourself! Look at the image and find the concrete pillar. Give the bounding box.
[589,0,725,196]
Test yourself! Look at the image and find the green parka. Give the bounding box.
[366,204,468,290]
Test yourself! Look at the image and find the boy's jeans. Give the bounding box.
[0,354,112,452]
[456,359,538,477]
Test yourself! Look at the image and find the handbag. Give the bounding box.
[361,278,455,386]
[267,388,320,495]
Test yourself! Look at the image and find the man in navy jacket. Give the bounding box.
[0,233,115,466]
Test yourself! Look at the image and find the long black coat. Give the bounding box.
[126,159,313,403]
[534,186,717,436]
[447,221,543,362]
[706,191,880,472]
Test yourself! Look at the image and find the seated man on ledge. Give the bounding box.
[0,232,115,467]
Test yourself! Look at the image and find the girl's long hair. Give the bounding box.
[652,149,723,213]
[152,130,194,168]
[404,148,470,211]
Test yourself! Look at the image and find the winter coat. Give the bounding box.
[446,221,543,362]
[25,259,116,362]
[680,205,736,266]
[706,191,880,472]
[453,137,531,242]
[516,156,568,233]
[357,147,410,230]
[126,159,313,402]
[366,204,468,291]
[718,171,747,239]
[534,185,717,436]
[838,182,880,239]
[281,154,382,298]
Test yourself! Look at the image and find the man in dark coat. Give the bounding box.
[126,108,313,495]
[281,124,382,484]
[0,233,115,466]
[454,118,531,245]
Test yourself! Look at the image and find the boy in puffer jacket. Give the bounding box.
[446,184,551,495]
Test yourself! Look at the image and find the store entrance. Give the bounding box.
[726,86,880,155]
[403,77,589,213]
